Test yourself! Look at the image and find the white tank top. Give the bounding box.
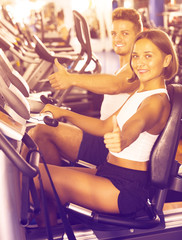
[100,63,129,120]
[110,88,169,162]
[100,93,129,120]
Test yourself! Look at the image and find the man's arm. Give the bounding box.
[48,59,139,95]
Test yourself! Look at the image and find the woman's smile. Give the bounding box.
[137,69,149,74]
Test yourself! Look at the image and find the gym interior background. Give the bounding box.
[0,0,182,75]
[0,0,182,116]
[0,1,182,240]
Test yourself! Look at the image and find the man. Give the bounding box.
[22,8,143,166]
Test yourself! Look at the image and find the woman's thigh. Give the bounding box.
[37,164,120,214]
[30,122,83,161]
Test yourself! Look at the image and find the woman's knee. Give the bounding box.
[28,124,51,141]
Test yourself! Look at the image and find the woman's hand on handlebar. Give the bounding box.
[41,104,67,121]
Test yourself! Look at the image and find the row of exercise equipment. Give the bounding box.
[0,5,182,240]
[0,8,102,240]
[0,6,102,118]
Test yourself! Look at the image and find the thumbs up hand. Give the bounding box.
[48,58,72,90]
[104,115,122,153]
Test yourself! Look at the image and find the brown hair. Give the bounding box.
[133,29,179,81]
[112,7,143,34]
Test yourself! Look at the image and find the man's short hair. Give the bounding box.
[112,8,143,33]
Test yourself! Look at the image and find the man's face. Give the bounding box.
[111,20,137,56]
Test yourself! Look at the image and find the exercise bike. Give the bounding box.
[0,71,182,240]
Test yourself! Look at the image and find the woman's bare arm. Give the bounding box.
[41,104,113,136]
[104,94,170,152]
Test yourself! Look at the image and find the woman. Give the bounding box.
[34,29,178,225]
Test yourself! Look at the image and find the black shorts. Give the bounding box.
[96,162,149,215]
[77,132,108,166]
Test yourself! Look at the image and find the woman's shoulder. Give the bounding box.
[140,91,170,111]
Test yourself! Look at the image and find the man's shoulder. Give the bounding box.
[116,65,134,80]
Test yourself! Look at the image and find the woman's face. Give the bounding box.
[131,38,168,84]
